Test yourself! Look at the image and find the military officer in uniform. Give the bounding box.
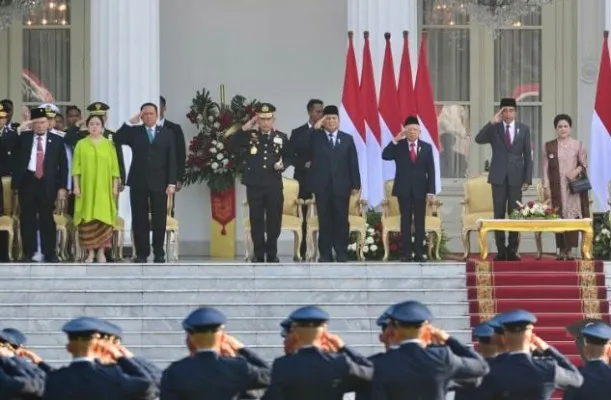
[563,322,611,399]
[371,300,489,400]
[160,306,271,400]
[264,306,373,400]
[479,309,583,399]
[227,103,291,263]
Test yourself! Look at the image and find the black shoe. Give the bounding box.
[413,256,426,263]
[506,252,521,261]
[400,256,412,262]
[133,257,148,263]
[44,255,60,263]
[266,256,279,263]
[251,256,265,263]
[153,256,165,263]
[493,252,507,261]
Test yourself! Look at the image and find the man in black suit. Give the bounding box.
[115,103,177,263]
[382,116,436,262]
[10,107,68,262]
[290,99,324,260]
[475,98,533,261]
[299,105,361,262]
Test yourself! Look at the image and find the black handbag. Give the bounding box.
[569,170,591,194]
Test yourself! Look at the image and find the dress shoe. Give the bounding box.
[493,253,507,261]
[266,255,280,263]
[44,256,60,263]
[252,256,265,263]
[400,257,412,262]
[153,256,165,263]
[133,257,148,263]
[413,256,426,263]
[506,253,521,261]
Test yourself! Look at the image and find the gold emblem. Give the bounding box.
[262,105,269,112]
[95,103,102,110]
[250,146,257,155]
[549,154,554,159]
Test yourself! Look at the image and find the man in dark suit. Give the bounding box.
[290,99,324,260]
[10,107,67,262]
[159,96,186,193]
[299,105,361,262]
[479,309,583,399]
[115,102,177,263]
[475,97,533,261]
[227,103,291,263]
[382,115,436,262]
[371,300,489,400]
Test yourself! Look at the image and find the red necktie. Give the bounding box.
[505,124,511,146]
[35,136,44,179]
[410,142,416,163]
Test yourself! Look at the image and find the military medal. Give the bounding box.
[250,146,257,155]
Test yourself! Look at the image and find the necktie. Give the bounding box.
[505,124,511,146]
[147,127,154,143]
[35,136,44,179]
[328,133,334,149]
[410,142,416,163]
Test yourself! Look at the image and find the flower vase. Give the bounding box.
[209,185,236,258]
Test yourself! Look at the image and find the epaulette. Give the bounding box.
[49,129,66,138]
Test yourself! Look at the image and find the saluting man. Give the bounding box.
[227,103,291,263]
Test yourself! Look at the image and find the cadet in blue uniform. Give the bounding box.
[0,327,55,376]
[226,103,292,263]
[563,322,611,399]
[160,306,270,400]
[371,300,489,400]
[263,306,373,400]
[479,309,583,399]
[41,317,158,400]
[0,329,46,399]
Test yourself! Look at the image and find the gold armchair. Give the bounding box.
[0,177,20,261]
[54,196,73,261]
[460,174,494,260]
[305,190,367,262]
[380,179,443,261]
[242,177,304,261]
[130,194,179,261]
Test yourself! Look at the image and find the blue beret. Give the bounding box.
[376,305,395,328]
[581,322,611,341]
[388,301,433,324]
[280,318,292,337]
[62,317,105,335]
[289,306,329,323]
[1,328,26,347]
[0,329,17,345]
[497,310,537,326]
[182,307,226,331]
[473,322,494,339]
[99,320,123,339]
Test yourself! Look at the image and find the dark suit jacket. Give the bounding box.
[161,119,186,183]
[114,123,177,191]
[475,122,533,186]
[289,124,311,190]
[0,127,17,177]
[479,348,583,400]
[263,346,373,400]
[371,338,489,400]
[160,349,270,400]
[563,360,611,400]
[10,131,68,195]
[382,139,436,199]
[298,129,360,197]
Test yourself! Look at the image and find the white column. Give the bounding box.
[347,0,419,88]
[89,0,160,246]
[606,0,611,30]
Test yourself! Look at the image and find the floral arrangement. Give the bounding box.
[347,209,449,261]
[183,88,259,192]
[594,212,611,260]
[509,201,560,220]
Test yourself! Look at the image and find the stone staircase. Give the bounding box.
[0,262,470,367]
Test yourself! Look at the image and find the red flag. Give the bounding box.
[360,31,383,207]
[379,32,401,181]
[340,31,367,199]
[415,33,441,194]
[398,31,416,119]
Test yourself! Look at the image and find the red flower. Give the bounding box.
[186,110,198,124]
[528,201,535,207]
[245,105,253,114]
[375,223,382,232]
[219,112,233,128]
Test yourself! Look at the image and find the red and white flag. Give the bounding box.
[589,31,611,211]
[360,32,383,207]
[379,32,402,182]
[398,31,417,123]
[340,32,368,199]
[414,33,441,194]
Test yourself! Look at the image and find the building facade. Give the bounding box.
[0,0,610,255]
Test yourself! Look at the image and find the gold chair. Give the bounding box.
[53,196,73,261]
[380,179,443,261]
[130,194,179,261]
[0,177,20,261]
[460,174,495,260]
[243,177,304,261]
[305,190,367,262]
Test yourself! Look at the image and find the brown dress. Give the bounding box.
[542,137,590,249]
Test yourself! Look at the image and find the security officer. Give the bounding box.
[479,309,583,399]
[264,306,373,400]
[160,306,271,400]
[563,322,611,399]
[34,317,159,400]
[371,300,489,400]
[227,103,291,263]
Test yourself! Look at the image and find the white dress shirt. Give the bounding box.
[325,130,339,146]
[28,132,47,172]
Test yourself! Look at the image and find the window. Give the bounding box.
[423,1,471,179]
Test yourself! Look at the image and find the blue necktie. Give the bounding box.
[147,127,154,143]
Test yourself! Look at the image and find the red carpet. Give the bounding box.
[466,256,609,399]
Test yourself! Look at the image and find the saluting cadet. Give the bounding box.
[263,306,373,400]
[370,300,489,400]
[280,318,295,355]
[479,309,583,399]
[1,327,55,376]
[40,317,159,400]
[0,329,46,399]
[563,322,611,399]
[226,103,292,263]
[160,306,271,400]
